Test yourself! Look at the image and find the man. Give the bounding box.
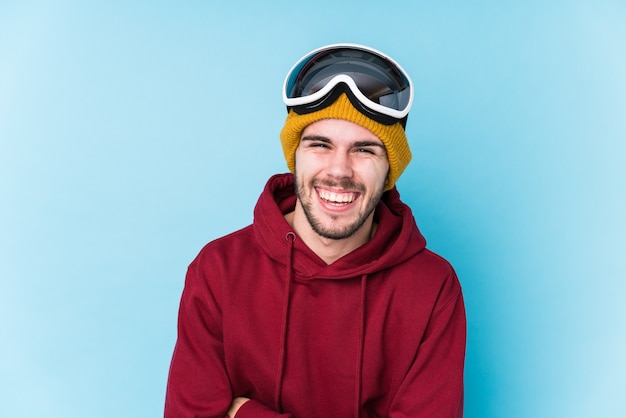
[165,44,466,418]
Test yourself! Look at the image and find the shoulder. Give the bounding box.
[394,246,458,281]
[415,248,458,280]
[420,248,462,307]
[192,224,256,266]
[182,225,258,295]
[389,247,462,309]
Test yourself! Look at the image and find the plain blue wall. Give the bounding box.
[1,1,624,417]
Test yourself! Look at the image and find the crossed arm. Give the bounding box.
[227,397,250,418]
[165,254,466,417]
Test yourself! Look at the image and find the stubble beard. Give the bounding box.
[294,174,385,240]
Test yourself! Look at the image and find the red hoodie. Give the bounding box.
[165,173,466,418]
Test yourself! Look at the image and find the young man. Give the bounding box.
[165,44,466,418]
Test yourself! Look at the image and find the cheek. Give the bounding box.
[365,160,390,187]
[294,149,323,175]
[293,148,305,174]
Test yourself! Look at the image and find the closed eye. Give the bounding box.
[353,142,386,156]
[312,142,330,147]
[301,135,332,149]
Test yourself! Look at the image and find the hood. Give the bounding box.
[253,173,427,280]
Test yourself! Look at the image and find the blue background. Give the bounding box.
[2,1,625,417]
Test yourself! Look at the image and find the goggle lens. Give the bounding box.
[283,45,413,122]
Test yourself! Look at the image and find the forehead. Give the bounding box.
[301,119,384,145]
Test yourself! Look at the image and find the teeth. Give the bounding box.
[319,189,356,203]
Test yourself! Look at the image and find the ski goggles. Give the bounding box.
[282,43,414,125]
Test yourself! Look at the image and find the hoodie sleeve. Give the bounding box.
[164,256,233,417]
[164,254,295,418]
[389,273,466,418]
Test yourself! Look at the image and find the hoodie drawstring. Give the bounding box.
[354,274,367,418]
[274,232,296,411]
[275,234,368,417]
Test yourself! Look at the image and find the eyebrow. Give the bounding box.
[301,135,386,149]
[353,141,386,149]
[301,135,332,143]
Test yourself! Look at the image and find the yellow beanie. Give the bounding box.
[279,94,411,191]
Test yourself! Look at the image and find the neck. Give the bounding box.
[285,203,376,265]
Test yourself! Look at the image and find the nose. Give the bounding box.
[325,149,353,180]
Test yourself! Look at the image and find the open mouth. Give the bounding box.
[317,188,358,206]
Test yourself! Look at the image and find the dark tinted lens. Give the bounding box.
[287,48,411,111]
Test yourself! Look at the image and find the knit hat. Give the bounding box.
[279,93,411,191]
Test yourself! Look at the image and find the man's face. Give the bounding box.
[294,119,390,240]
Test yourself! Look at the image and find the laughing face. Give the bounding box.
[293,119,389,241]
